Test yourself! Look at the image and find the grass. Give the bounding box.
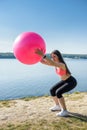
[22,94,49,101]
[64,92,86,100]
[0,116,87,130]
[21,96,40,101]
[0,100,16,107]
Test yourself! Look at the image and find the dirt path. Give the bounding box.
[0,92,87,126]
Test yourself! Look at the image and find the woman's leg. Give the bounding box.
[58,96,67,110]
[55,77,77,116]
[56,96,69,117]
[52,96,59,105]
[51,96,67,111]
[50,80,64,104]
[50,80,65,111]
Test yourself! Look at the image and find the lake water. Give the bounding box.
[0,58,87,100]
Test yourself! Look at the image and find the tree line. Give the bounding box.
[0,52,87,59]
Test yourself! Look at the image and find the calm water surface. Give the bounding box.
[0,58,87,100]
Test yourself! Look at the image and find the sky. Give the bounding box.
[0,0,87,54]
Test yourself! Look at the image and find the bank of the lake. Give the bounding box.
[0,92,87,130]
[0,52,87,59]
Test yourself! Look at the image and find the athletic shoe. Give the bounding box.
[50,105,61,111]
[56,110,69,117]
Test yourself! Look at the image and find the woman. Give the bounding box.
[35,49,77,117]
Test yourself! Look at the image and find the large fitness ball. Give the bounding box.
[13,32,46,65]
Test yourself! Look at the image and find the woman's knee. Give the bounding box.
[50,88,56,96]
[56,90,62,98]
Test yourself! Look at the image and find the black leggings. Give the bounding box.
[50,76,77,98]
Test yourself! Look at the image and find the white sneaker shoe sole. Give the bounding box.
[56,110,69,117]
[50,105,61,111]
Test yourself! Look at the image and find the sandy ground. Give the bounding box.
[0,92,87,126]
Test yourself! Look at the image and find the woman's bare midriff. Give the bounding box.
[60,74,71,81]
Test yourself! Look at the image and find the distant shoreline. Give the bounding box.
[0,52,87,59]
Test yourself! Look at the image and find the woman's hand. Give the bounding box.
[35,49,44,57]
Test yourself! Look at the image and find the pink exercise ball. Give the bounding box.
[13,32,46,65]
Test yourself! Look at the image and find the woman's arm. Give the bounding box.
[40,58,54,66]
[43,56,65,69]
[35,49,65,69]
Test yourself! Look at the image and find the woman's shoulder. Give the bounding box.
[56,62,66,70]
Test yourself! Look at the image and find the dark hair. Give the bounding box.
[51,50,71,74]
